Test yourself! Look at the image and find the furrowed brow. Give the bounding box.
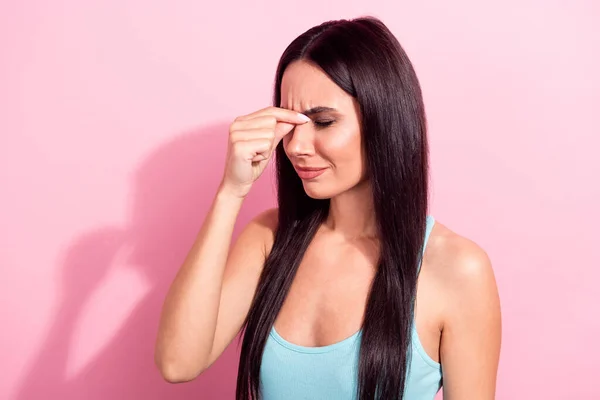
[301,106,338,116]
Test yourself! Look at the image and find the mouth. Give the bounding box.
[294,165,328,180]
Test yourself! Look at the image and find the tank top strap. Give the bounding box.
[417,215,435,276]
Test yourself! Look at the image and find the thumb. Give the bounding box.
[273,121,296,148]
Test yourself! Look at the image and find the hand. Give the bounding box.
[220,106,310,198]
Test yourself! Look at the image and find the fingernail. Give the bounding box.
[298,113,311,122]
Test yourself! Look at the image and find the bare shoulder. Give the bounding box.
[428,221,494,278]
[227,207,279,264]
[426,220,500,322]
[427,220,502,396]
[252,207,278,231]
[248,207,279,256]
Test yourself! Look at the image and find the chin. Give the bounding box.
[301,183,336,200]
[302,177,367,200]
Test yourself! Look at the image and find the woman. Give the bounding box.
[155,16,501,400]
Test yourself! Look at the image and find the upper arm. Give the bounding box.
[440,240,502,399]
[205,207,278,369]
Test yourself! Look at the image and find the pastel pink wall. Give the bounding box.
[1,1,598,399]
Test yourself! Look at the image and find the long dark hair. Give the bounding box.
[236,16,429,399]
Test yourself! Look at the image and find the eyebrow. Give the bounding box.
[300,106,339,116]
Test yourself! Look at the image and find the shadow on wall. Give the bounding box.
[15,122,276,399]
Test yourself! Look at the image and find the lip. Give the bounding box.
[294,166,328,180]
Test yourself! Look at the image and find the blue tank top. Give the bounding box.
[259,215,442,399]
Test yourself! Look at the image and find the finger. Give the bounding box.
[237,106,311,125]
[230,115,276,132]
[272,122,296,148]
[230,128,275,143]
[233,139,272,161]
[251,153,269,163]
[242,116,299,145]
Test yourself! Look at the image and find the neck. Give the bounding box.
[324,179,377,240]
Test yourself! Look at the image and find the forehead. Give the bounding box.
[280,60,353,112]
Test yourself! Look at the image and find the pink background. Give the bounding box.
[1,1,598,399]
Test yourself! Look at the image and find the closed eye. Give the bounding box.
[314,120,335,128]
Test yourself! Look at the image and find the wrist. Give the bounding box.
[216,182,248,203]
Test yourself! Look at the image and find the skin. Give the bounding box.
[273,60,502,398]
[155,60,501,399]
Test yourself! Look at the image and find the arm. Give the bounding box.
[440,240,502,399]
[154,107,310,382]
[154,185,277,382]
[204,206,277,370]
[154,106,308,383]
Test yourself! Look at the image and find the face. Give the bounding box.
[280,60,367,199]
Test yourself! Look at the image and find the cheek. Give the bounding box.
[318,129,362,163]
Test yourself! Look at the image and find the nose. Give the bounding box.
[285,123,315,157]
